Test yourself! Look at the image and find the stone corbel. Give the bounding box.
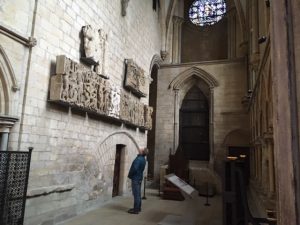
[28,37,37,47]
[160,50,168,61]
[121,0,130,16]
[0,25,37,48]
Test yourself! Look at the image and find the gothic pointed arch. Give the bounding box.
[149,54,163,74]
[169,67,219,90]
[147,54,162,178]
[180,86,210,160]
[170,66,219,165]
[0,44,19,115]
[223,129,250,147]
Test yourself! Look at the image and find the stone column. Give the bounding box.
[209,88,214,167]
[250,149,254,178]
[172,16,184,64]
[251,0,259,55]
[227,9,237,59]
[250,0,260,71]
[173,88,179,153]
[255,145,259,180]
[255,145,263,186]
[0,132,9,151]
[261,142,269,195]
[258,147,263,186]
[268,140,276,198]
[271,0,299,222]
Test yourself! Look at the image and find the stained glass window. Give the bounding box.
[189,0,226,27]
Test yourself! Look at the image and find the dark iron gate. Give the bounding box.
[0,147,33,225]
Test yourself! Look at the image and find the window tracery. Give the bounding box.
[189,0,226,26]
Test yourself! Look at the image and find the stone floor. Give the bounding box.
[59,189,222,225]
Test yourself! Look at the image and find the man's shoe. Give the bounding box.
[127,208,139,214]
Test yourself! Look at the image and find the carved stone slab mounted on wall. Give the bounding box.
[81,25,108,79]
[124,59,147,97]
[49,55,153,130]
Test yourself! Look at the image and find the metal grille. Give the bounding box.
[0,148,33,225]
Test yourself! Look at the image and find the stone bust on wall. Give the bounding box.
[82,25,97,60]
[82,25,108,78]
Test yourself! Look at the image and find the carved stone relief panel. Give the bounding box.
[81,25,108,79]
[124,59,147,97]
[50,55,152,129]
[108,84,121,118]
[119,91,130,122]
[144,105,153,130]
[119,91,149,127]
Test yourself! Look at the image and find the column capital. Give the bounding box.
[0,115,18,131]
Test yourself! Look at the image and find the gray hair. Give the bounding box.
[142,147,149,155]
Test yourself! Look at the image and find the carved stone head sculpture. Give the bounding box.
[82,25,96,59]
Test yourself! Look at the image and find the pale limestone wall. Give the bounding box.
[0,0,161,224]
[154,59,249,178]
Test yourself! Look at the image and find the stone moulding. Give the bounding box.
[49,55,153,130]
[124,59,147,98]
[27,184,75,198]
[0,115,19,130]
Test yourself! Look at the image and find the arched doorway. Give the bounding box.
[179,86,209,160]
[147,56,161,178]
[112,144,126,197]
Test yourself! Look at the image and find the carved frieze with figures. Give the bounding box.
[49,55,153,129]
[124,59,147,97]
[144,105,153,130]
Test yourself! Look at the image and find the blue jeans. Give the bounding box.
[131,180,142,211]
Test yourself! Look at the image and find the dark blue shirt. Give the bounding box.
[128,155,146,181]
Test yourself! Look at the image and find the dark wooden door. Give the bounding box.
[112,145,123,197]
[180,86,209,160]
[228,147,250,185]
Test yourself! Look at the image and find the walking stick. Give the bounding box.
[142,176,147,200]
[205,182,210,206]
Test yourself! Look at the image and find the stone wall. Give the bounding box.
[154,59,248,179]
[0,0,161,224]
[180,0,244,62]
[181,19,229,62]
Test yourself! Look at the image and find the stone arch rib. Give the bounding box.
[97,130,140,151]
[0,45,19,92]
[149,54,163,74]
[169,67,219,90]
[0,45,19,115]
[223,129,250,147]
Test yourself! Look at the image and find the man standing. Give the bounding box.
[127,147,148,214]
